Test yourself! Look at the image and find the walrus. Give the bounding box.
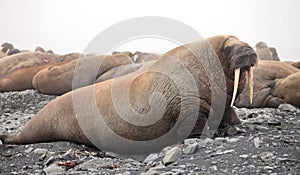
[133,51,160,63]
[285,61,300,69]
[112,51,133,58]
[46,50,54,54]
[32,54,132,95]
[1,42,14,54]
[269,47,280,61]
[255,41,273,60]
[35,46,46,52]
[7,48,21,56]
[95,61,155,83]
[234,61,300,108]
[0,35,257,154]
[0,52,81,92]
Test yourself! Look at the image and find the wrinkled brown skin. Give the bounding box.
[133,52,160,63]
[291,61,300,69]
[273,71,300,107]
[235,61,300,108]
[0,35,257,146]
[0,52,6,59]
[95,61,155,83]
[284,61,300,69]
[0,52,81,92]
[33,54,132,95]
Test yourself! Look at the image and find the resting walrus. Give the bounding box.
[0,35,257,154]
[0,52,81,92]
[32,54,132,95]
[234,61,300,108]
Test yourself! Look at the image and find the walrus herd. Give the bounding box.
[0,36,299,154]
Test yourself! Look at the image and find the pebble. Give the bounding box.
[141,169,160,175]
[253,137,260,148]
[239,154,249,159]
[24,147,34,154]
[43,163,65,175]
[259,152,274,162]
[278,103,297,112]
[162,146,182,165]
[33,148,48,154]
[183,143,198,155]
[209,165,218,171]
[143,153,159,164]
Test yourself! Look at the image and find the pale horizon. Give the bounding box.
[1,0,299,61]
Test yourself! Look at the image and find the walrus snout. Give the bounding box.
[230,46,257,71]
[225,44,257,107]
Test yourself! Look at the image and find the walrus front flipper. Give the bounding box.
[0,134,15,144]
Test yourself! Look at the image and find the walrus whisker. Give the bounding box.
[248,66,254,104]
[231,68,240,107]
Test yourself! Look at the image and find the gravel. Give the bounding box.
[0,90,299,174]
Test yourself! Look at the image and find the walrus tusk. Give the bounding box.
[230,68,240,107]
[6,49,10,54]
[248,66,254,104]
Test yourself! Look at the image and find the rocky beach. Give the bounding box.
[0,90,299,174]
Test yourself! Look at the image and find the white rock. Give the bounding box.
[33,148,48,154]
[239,154,249,159]
[183,143,198,155]
[43,164,65,175]
[253,137,260,148]
[162,147,182,165]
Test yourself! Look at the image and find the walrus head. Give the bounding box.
[1,42,14,54]
[222,37,257,107]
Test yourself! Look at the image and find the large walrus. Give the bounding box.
[32,54,132,95]
[0,52,81,92]
[234,61,300,108]
[0,35,257,154]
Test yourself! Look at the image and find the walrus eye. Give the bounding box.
[223,46,232,56]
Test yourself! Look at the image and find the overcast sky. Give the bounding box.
[1,0,299,61]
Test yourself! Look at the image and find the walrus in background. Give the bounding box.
[112,51,133,58]
[95,60,157,83]
[46,50,54,54]
[234,61,300,108]
[1,42,14,54]
[32,54,132,95]
[0,52,81,92]
[7,48,21,56]
[255,41,273,61]
[269,47,280,61]
[0,35,257,154]
[35,46,46,52]
[133,51,160,63]
[284,61,300,69]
